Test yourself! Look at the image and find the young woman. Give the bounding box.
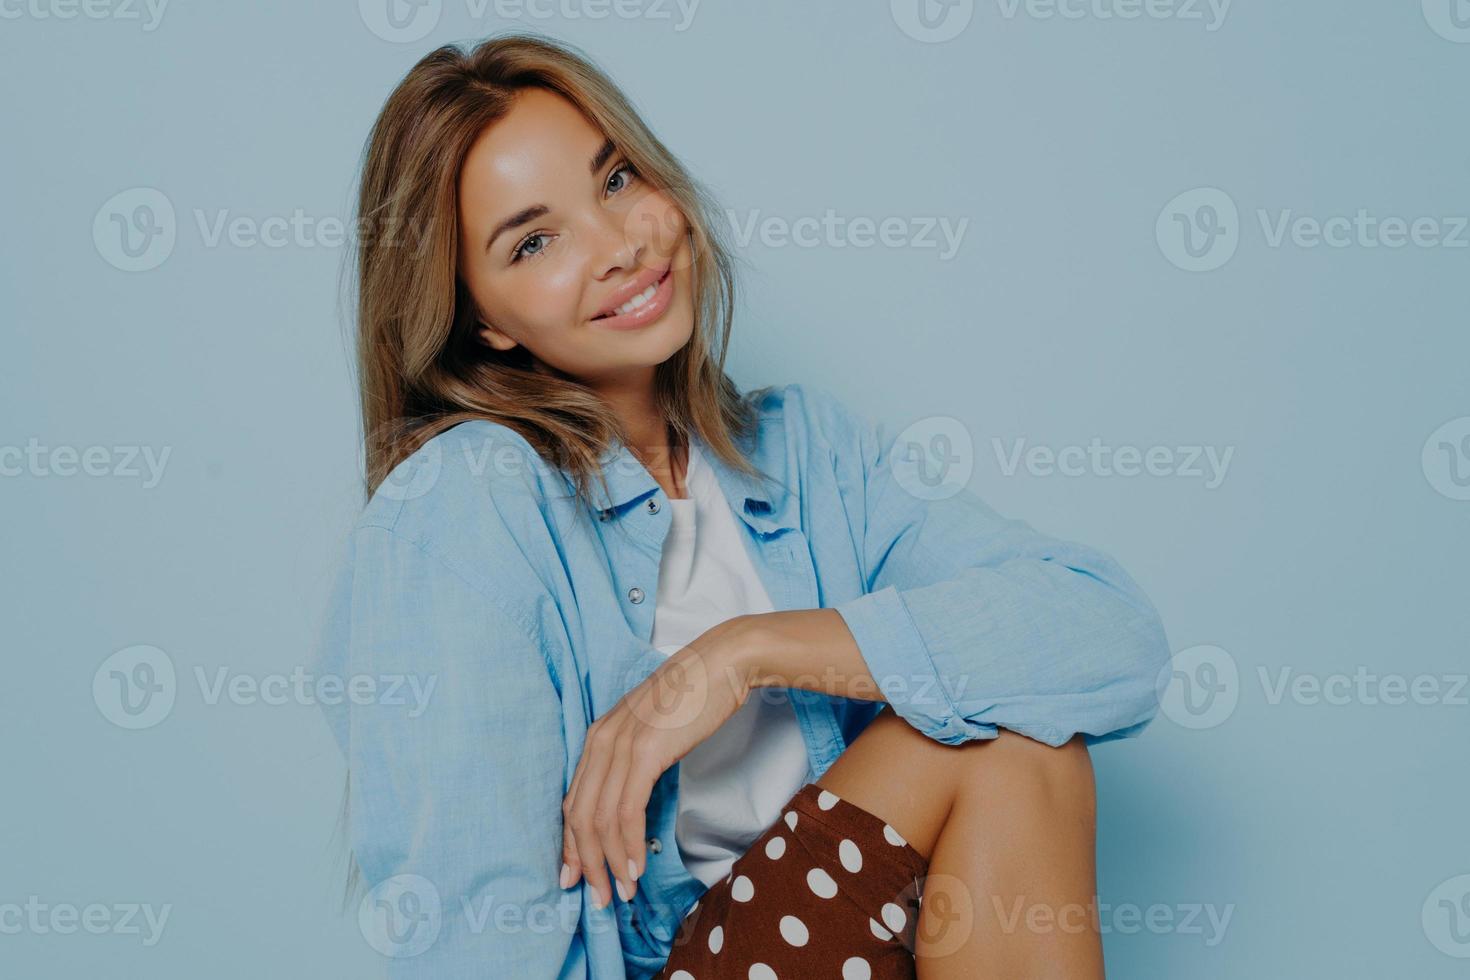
[314,32,1170,980]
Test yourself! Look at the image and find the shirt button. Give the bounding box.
[598,509,611,522]
[646,498,660,514]
[647,836,662,854]
[628,587,644,604]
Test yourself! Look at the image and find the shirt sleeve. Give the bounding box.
[314,524,579,978]
[813,387,1173,748]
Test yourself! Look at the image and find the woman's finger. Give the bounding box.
[559,816,581,890]
[595,726,638,902]
[619,731,666,883]
[560,719,596,889]
[568,719,617,910]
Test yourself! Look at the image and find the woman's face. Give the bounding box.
[456,87,696,386]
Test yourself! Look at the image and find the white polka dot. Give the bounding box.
[806,867,837,899]
[869,917,893,942]
[838,839,863,873]
[730,875,755,902]
[883,824,908,847]
[784,810,798,831]
[842,957,873,980]
[765,836,787,859]
[778,914,809,946]
[670,972,695,980]
[708,924,724,954]
[881,902,906,933]
[817,789,839,810]
[748,964,777,980]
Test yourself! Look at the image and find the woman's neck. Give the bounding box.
[635,437,688,500]
[591,377,688,500]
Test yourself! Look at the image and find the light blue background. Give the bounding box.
[3,1,1467,976]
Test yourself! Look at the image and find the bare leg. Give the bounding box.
[815,708,1104,979]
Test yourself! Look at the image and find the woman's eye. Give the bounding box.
[607,162,637,195]
[512,232,550,264]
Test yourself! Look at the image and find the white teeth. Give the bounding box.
[610,279,659,317]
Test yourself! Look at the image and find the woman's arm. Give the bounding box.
[315,524,575,977]
[738,384,1172,749]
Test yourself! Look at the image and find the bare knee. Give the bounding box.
[922,733,1103,977]
[953,730,1096,823]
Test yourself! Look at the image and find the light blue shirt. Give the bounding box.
[312,382,1170,979]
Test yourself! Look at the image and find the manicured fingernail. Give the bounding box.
[628,858,640,882]
[590,888,605,911]
[615,878,631,902]
[559,863,573,889]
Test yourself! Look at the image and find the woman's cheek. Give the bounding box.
[646,202,687,260]
[540,268,586,327]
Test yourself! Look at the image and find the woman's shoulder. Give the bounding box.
[746,381,874,454]
[352,418,567,592]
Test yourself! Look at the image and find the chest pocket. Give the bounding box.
[743,527,820,614]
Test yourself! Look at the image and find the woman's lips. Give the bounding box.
[590,267,674,330]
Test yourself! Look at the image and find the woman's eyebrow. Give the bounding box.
[484,139,618,253]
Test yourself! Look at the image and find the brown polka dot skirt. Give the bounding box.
[652,782,929,980]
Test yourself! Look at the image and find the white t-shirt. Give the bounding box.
[649,441,814,888]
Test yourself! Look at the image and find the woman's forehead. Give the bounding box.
[462,89,604,188]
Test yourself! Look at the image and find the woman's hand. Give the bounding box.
[560,615,759,911]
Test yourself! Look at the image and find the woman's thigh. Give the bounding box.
[809,705,970,863]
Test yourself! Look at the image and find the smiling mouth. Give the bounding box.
[592,267,672,320]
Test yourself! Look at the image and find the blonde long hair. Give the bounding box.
[336,31,774,905]
[348,30,772,510]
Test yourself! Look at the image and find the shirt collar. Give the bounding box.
[568,424,795,536]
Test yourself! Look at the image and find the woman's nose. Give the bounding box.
[590,209,646,278]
